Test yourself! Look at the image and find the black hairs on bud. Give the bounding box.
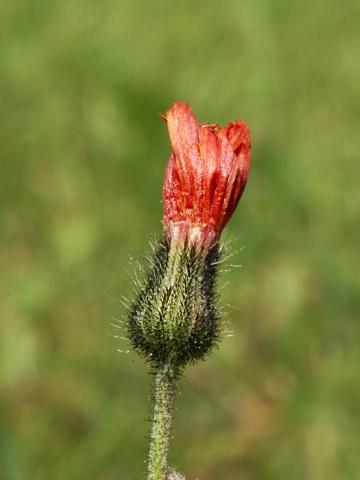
[127,236,221,367]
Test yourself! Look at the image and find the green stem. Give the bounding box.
[147,362,179,480]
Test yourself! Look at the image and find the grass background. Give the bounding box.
[0,0,359,479]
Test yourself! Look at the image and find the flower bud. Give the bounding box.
[163,101,250,249]
[127,102,251,367]
[127,237,220,366]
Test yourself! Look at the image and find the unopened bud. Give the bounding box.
[127,237,220,366]
[127,101,251,368]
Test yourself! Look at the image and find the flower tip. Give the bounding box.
[160,102,192,123]
[224,119,251,151]
[166,100,194,119]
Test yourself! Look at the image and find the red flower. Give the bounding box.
[163,101,251,247]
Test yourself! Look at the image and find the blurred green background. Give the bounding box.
[1,0,359,479]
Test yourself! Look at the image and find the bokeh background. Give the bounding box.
[1,1,359,479]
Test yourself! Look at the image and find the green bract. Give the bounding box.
[127,237,221,367]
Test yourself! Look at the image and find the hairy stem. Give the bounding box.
[147,363,179,480]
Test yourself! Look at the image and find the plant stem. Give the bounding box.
[147,362,179,480]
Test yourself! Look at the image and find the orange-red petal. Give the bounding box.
[163,102,251,247]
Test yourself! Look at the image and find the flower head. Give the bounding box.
[163,101,251,248]
[127,101,251,367]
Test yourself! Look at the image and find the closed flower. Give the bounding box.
[128,101,251,366]
[163,101,250,248]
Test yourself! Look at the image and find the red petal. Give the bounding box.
[223,120,251,182]
[166,102,201,210]
[163,102,251,247]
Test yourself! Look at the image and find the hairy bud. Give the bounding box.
[127,237,220,366]
[127,101,251,368]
